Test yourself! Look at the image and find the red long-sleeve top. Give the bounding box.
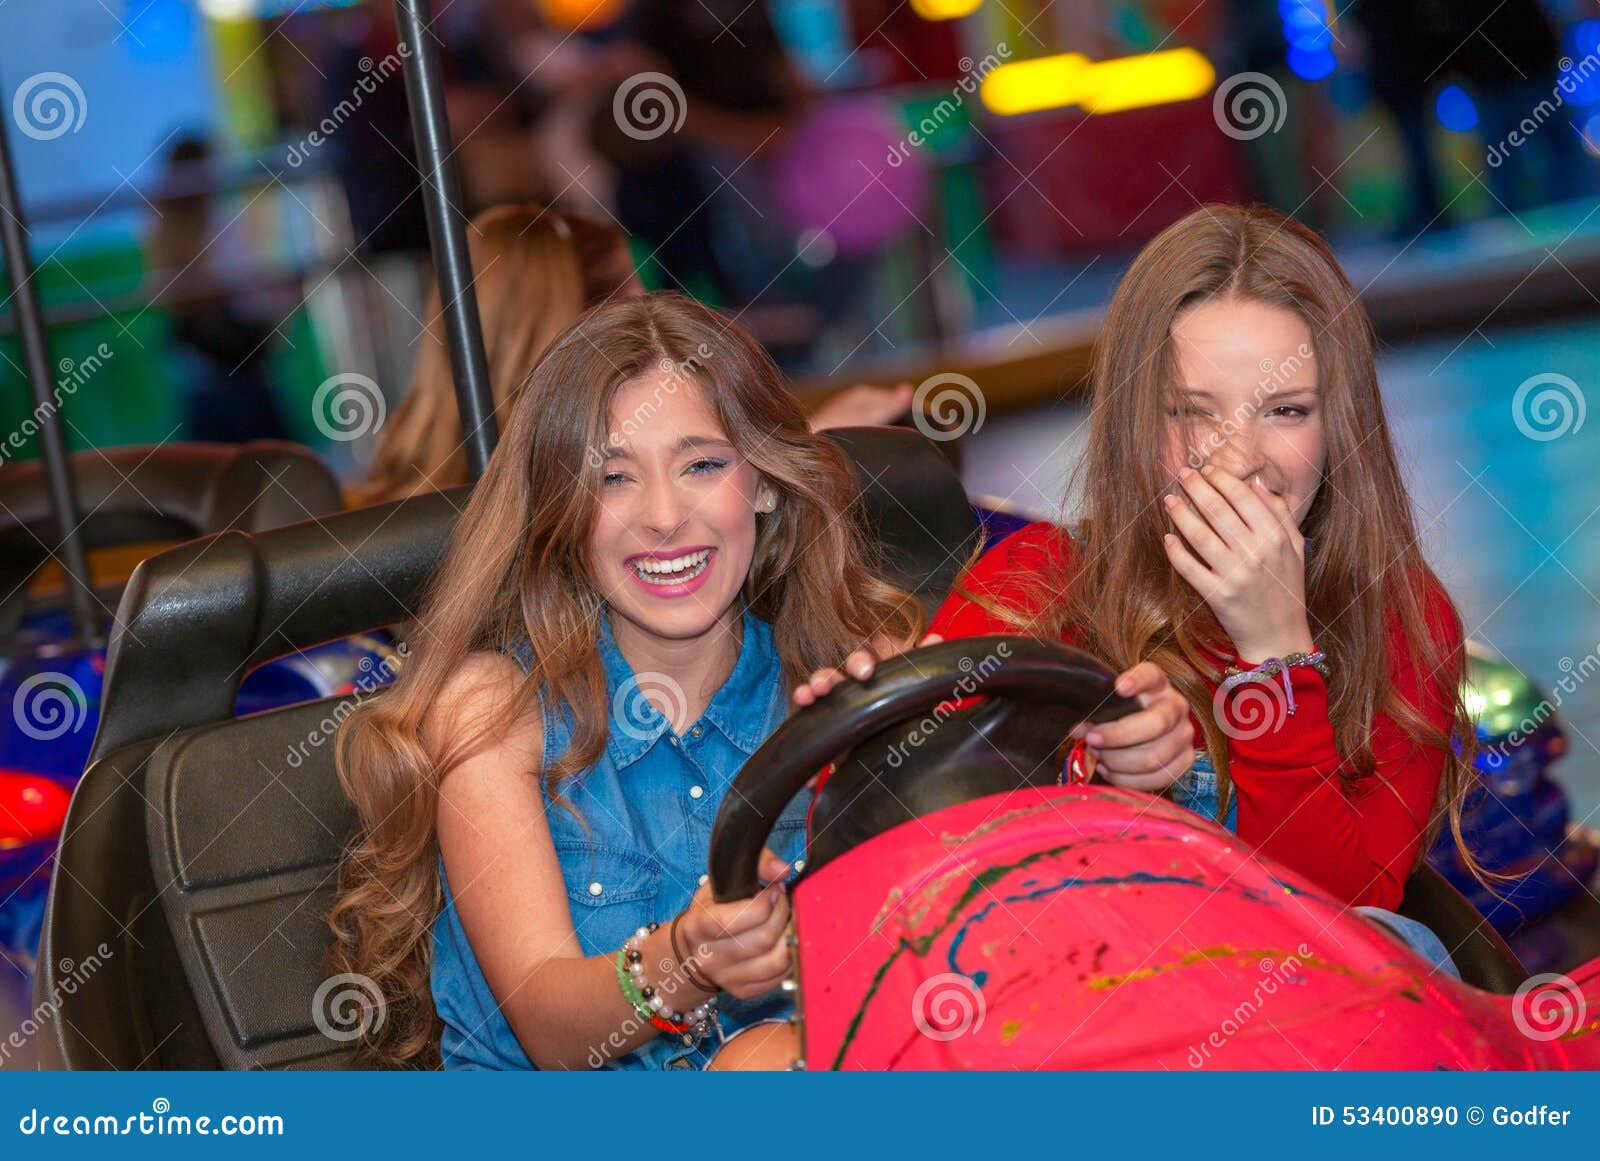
[928,521,1463,911]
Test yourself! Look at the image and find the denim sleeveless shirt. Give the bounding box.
[431,609,810,1070]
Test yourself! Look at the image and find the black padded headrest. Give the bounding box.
[0,441,343,637]
[825,427,979,614]
[0,439,342,559]
[88,485,471,765]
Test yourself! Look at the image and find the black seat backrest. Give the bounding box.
[0,441,343,637]
[143,700,361,1068]
[37,427,978,1070]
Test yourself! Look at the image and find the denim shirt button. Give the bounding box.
[689,784,704,799]
[698,873,708,886]
[690,725,704,739]
[588,881,604,897]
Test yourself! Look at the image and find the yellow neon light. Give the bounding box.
[910,0,984,20]
[981,47,1217,117]
[979,54,1090,116]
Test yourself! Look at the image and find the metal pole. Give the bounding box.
[0,75,97,648]
[392,0,498,477]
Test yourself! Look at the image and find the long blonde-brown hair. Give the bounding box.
[976,204,1479,874]
[329,293,923,1066]
[347,202,636,507]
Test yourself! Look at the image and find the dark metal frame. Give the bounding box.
[393,0,497,477]
[0,70,97,647]
[0,1,499,651]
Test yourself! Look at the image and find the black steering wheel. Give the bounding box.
[709,636,1142,901]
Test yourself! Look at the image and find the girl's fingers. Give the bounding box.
[758,848,792,885]
[706,882,780,937]
[919,632,944,647]
[843,648,879,682]
[1162,532,1218,599]
[1084,696,1186,751]
[1177,468,1252,544]
[1092,724,1194,778]
[792,667,845,706]
[792,646,891,706]
[1098,745,1194,792]
[1252,474,1303,546]
[1164,492,1232,573]
[1111,660,1167,700]
[1200,465,1279,535]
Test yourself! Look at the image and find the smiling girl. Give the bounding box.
[800,205,1478,948]
[329,293,921,1068]
[930,204,1479,924]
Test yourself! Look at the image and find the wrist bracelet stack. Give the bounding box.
[1220,650,1329,716]
[614,923,717,1044]
[670,911,719,993]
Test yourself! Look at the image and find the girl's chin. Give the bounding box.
[606,590,742,642]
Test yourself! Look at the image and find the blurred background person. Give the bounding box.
[144,136,292,444]
[349,200,911,508]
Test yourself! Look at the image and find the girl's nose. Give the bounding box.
[639,477,689,535]
[1209,440,1264,482]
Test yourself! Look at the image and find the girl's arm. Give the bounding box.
[1222,585,1460,912]
[433,654,790,1070]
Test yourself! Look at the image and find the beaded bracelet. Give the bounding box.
[615,924,717,1042]
[1220,650,1329,717]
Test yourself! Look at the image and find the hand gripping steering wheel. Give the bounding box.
[709,636,1142,901]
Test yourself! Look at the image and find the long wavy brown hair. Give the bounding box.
[347,202,637,507]
[328,293,924,1067]
[971,204,1480,877]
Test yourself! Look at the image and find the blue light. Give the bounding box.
[1559,50,1600,107]
[1568,19,1600,59]
[1435,84,1478,132]
[1287,45,1336,82]
[1286,24,1333,52]
[1278,1,1334,81]
[1582,112,1600,154]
